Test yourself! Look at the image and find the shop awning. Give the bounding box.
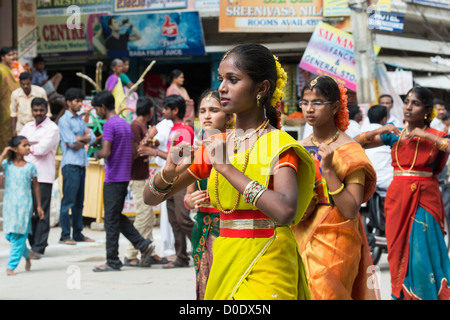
[377,56,450,73]
[414,74,450,90]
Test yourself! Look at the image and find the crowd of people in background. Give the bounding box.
[1,44,450,300]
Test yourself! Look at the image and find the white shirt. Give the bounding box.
[154,119,174,167]
[345,120,361,138]
[19,117,60,184]
[10,85,50,132]
[361,114,402,132]
[362,123,393,190]
[430,117,448,133]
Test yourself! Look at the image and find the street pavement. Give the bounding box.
[0,224,392,300]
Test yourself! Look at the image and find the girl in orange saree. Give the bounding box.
[292,76,380,300]
[356,86,450,300]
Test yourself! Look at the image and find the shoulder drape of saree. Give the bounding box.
[204,130,315,300]
[385,131,449,298]
[112,78,124,113]
[291,142,379,300]
[0,64,19,152]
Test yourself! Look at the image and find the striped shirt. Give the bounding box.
[103,115,134,183]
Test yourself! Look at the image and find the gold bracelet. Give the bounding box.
[328,183,345,196]
[160,167,179,185]
[439,138,449,152]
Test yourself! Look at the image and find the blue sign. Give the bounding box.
[368,11,405,33]
[100,11,206,58]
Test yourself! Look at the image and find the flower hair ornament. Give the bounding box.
[271,55,287,109]
[428,107,437,123]
[335,84,350,131]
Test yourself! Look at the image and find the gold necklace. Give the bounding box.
[233,119,269,154]
[394,125,426,172]
[215,119,270,214]
[310,131,340,146]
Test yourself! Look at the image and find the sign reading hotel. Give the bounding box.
[299,22,357,91]
[219,0,323,33]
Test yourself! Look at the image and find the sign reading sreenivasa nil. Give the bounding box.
[219,0,323,33]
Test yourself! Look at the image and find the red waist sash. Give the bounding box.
[220,210,276,238]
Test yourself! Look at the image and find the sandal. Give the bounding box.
[149,256,169,265]
[93,264,121,272]
[163,261,189,269]
[124,258,150,268]
[140,243,155,266]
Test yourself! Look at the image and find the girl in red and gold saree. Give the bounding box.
[184,89,234,300]
[291,75,380,300]
[143,43,316,300]
[355,86,450,300]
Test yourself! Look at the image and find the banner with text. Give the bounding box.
[219,0,323,33]
[299,22,357,91]
[18,0,39,72]
[100,11,206,58]
[37,14,93,57]
[37,0,112,16]
[113,0,187,13]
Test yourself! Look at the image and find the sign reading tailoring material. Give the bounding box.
[113,0,187,13]
[100,11,205,58]
[37,15,92,57]
[299,22,357,91]
[219,0,323,33]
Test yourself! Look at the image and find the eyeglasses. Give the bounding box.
[299,101,333,108]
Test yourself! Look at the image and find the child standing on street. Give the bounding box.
[1,136,44,276]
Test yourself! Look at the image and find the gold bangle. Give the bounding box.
[439,138,449,152]
[160,167,178,185]
[328,183,345,196]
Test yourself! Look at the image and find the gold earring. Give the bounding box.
[257,95,261,107]
[424,114,428,120]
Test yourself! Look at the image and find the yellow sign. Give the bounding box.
[219,0,323,33]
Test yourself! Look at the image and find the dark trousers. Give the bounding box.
[60,165,85,241]
[166,188,194,265]
[103,182,151,269]
[29,182,53,254]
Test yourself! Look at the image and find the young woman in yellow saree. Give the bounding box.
[0,47,19,153]
[143,44,315,300]
[184,88,234,300]
[291,76,380,300]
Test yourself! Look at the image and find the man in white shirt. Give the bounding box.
[361,94,402,132]
[19,97,60,259]
[10,72,49,136]
[430,99,449,133]
[363,105,393,191]
[345,105,362,138]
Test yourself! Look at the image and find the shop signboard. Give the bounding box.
[17,0,38,72]
[37,15,93,57]
[37,0,113,16]
[113,0,187,13]
[368,10,404,33]
[99,11,206,58]
[219,0,323,33]
[323,0,350,17]
[195,0,220,10]
[300,22,380,91]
